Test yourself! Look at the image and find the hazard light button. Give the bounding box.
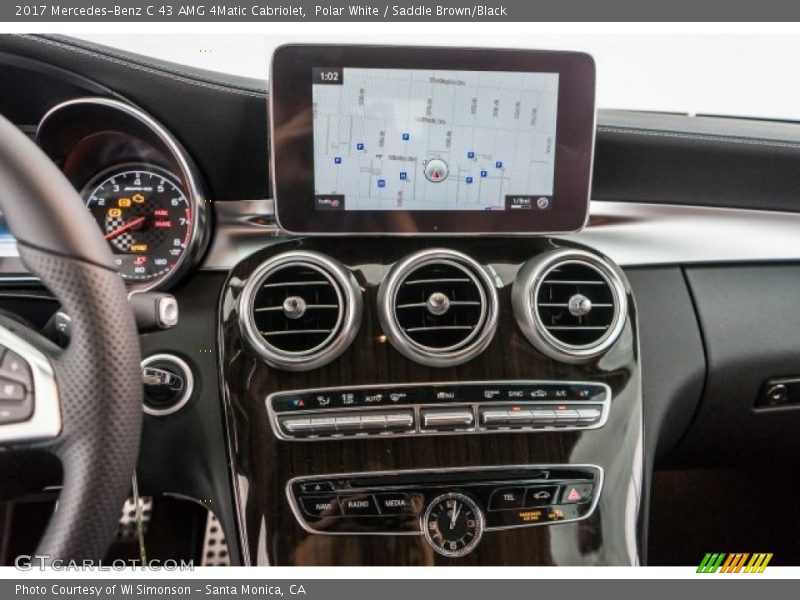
[561,484,594,504]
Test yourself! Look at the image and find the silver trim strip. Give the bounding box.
[196,200,800,272]
[36,97,211,292]
[0,325,61,445]
[266,380,611,442]
[285,464,604,537]
[141,353,194,417]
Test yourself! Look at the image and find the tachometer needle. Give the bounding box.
[104,216,145,240]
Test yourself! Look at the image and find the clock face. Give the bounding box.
[421,492,484,558]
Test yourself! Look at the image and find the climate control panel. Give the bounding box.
[268,381,610,440]
[288,465,602,557]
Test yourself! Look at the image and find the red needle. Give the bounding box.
[104,216,145,240]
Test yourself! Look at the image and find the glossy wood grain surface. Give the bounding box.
[219,237,643,566]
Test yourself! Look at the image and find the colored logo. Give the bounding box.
[697,553,772,573]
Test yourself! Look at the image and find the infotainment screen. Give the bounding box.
[312,68,559,213]
[271,45,595,234]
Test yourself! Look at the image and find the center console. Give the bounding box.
[218,45,643,566]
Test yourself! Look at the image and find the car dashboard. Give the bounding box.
[2,34,800,567]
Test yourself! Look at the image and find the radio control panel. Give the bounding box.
[268,381,610,441]
[287,465,602,556]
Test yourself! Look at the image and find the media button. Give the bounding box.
[375,493,418,515]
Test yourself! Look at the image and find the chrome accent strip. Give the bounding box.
[141,353,194,417]
[266,380,611,442]
[238,250,362,372]
[512,249,628,363]
[0,325,60,445]
[36,97,211,292]
[377,249,499,367]
[199,200,800,272]
[285,464,604,537]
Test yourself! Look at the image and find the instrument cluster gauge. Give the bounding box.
[82,164,204,290]
[421,492,484,558]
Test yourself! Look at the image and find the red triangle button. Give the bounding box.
[566,487,582,502]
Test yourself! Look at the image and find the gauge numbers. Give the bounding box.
[83,166,192,285]
[422,492,484,558]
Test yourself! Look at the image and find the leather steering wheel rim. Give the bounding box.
[0,114,142,560]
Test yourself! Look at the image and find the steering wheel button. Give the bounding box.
[0,378,26,402]
[0,350,32,387]
[0,399,33,424]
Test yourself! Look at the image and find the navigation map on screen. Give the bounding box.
[312,67,559,212]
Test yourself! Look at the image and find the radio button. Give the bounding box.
[299,495,340,517]
[339,495,379,516]
[488,487,525,510]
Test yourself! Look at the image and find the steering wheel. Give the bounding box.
[0,114,142,560]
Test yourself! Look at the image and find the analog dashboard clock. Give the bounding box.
[421,492,484,557]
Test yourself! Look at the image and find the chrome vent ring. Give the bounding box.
[378,249,498,367]
[512,249,628,362]
[239,251,362,371]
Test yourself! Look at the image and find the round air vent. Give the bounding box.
[239,251,362,371]
[512,249,628,362]
[378,249,498,367]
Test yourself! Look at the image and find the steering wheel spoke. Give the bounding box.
[0,322,61,445]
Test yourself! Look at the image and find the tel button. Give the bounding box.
[339,494,379,516]
[299,495,340,518]
[488,487,525,511]
[375,493,417,515]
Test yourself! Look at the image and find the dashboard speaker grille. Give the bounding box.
[379,249,498,367]
[513,250,628,362]
[240,251,362,371]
